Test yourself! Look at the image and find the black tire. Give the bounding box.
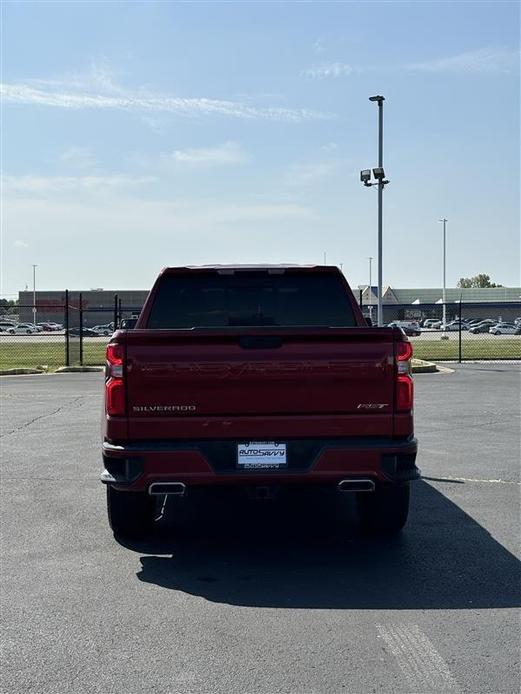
[356,483,410,535]
[106,486,155,536]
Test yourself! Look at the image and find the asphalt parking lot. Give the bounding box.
[1,365,520,693]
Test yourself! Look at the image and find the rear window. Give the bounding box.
[147,272,356,329]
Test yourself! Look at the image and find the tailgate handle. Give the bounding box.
[239,335,283,350]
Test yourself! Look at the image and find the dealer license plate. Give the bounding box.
[237,442,287,469]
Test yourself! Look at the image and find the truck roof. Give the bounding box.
[161,264,334,272]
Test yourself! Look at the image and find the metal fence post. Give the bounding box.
[79,292,84,366]
[359,289,363,309]
[118,298,122,327]
[65,289,70,367]
[458,300,462,363]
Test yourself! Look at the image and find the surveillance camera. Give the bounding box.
[372,167,385,180]
[360,169,371,183]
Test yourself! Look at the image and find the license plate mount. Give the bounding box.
[237,442,287,469]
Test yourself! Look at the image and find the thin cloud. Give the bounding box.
[4,175,156,195]
[285,162,338,187]
[300,47,519,79]
[313,38,326,55]
[59,146,96,169]
[13,240,29,248]
[302,62,354,79]
[406,47,519,74]
[167,142,248,167]
[0,82,332,123]
[321,142,338,152]
[30,61,128,94]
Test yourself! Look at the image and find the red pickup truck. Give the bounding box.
[101,265,419,536]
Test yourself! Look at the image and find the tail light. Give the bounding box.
[105,343,126,416]
[396,340,414,412]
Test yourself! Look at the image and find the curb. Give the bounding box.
[55,366,104,373]
[0,368,46,375]
[412,359,438,373]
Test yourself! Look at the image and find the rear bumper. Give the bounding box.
[101,436,419,490]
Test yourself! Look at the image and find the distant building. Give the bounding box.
[358,285,521,304]
[18,285,521,325]
[357,286,521,322]
[18,290,149,325]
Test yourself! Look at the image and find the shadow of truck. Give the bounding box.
[117,480,520,611]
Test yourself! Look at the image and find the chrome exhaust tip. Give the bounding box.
[148,482,186,496]
[337,479,375,493]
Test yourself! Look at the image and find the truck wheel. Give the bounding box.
[356,483,410,535]
[106,486,155,536]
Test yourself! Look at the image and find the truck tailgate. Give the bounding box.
[123,328,396,438]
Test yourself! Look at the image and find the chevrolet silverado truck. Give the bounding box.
[101,265,419,536]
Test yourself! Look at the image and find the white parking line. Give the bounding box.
[424,475,521,485]
[377,624,462,693]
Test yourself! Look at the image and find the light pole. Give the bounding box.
[438,218,447,330]
[32,264,37,326]
[360,95,389,326]
[368,256,373,321]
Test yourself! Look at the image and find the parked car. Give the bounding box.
[119,318,137,330]
[469,320,500,334]
[489,323,518,335]
[386,321,422,337]
[92,325,114,336]
[439,320,470,332]
[101,265,419,538]
[0,321,17,332]
[38,322,62,331]
[429,320,442,329]
[67,327,99,338]
[422,319,439,328]
[8,323,38,334]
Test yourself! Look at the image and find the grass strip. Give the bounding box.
[1,338,519,371]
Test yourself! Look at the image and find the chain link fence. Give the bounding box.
[362,301,521,362]
[1,293,520,371]
[0,300,69,371]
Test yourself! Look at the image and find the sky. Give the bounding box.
[1,0,520,297]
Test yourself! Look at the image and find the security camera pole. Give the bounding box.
[360,95,389,326]
[438,218,448,332]
[368,256,373,321]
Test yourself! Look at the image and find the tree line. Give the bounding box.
[457,274,502,288]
